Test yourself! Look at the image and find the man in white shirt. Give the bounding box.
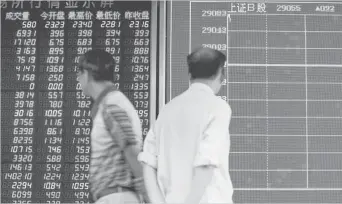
[138,47,234,203]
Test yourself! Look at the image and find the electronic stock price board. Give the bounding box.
[1,1,156,203]
[163,0,342,203]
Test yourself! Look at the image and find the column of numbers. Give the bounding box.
[10,20,37,203]
[128,19,150,137]
[41,20,65,203]
[69,19,92,203]
[102,19,121,90]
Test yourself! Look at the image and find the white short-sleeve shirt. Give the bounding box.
[138,83,234,203]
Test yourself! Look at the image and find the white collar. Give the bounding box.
[189,83,215,95]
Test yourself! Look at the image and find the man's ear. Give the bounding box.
[215,67,223,82]
[83,69,91,82]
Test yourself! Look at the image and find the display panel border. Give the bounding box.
[160,0,342,111]
[150,1,158,125]
[158,0,167,111]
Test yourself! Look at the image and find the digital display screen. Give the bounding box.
[166,1,342,203]
[1,1,152,203]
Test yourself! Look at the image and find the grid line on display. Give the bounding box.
[231,116,342,119]
[225,82,342,84]
[230,152,342,154]
[225,47,342,50]
[232,188,342,190]
[265,13,269,189]
[225,64,342,67]
[229,30,342,32]
[304,15,309,188]
[169,0,173,101]
[226,14,230,110]
[226,99,342,101]
[231,134,341,137]
[185,1,341,192]
[191,1,342,3]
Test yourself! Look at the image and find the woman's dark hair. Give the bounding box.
[80,49,115,81]
[187,47,226,79]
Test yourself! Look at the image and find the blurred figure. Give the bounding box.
[76,49,149,204]
[139,47,234,203]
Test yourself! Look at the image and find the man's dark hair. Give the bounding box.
[187,47,226,79]
[79,49,115,81]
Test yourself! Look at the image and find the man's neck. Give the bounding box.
[190,79,213,88]
[89,81,115,100]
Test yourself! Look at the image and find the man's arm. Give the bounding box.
[185,105,232,204]
[138,129,165,203]
[143,163,165,203]
[102,104,150,202]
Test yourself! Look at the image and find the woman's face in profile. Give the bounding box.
[76,56,90,96]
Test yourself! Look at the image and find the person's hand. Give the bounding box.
[133,177,151,203]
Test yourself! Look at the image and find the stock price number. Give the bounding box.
[16,47,36,55]
[48,48,64,55]
[130,56,149,64]
[45,21,65,29]
[76,146,90,154]
[10,146,32,153]
[134,29,149,37]
[74,155,89,163]
[72,118,91,126]
[74,192,89,200]
[43,173,61,181]
[131,65,149,72]
[12,182,32,190]
[202,26,227,34]
[72,137,90,145]
[46,127,63,135]
[16,65,36,72]
[16,74,35,82]
[13,127,33,135]
[76,101,91,109]
[47,155,61,163]
[130,82,148,91]
[46,192,60,199]
[133,47,149,55]
[14,109,33,117]
[133,92,149,100]
[74,127,91,135]
[71,173,89,181]
[14,101,34,108]
[129,21,149,28]
[45,137,62,145]
[134,101,148,109]
[4,172,31,180]
[75,164,89,172]
[133,73,149,81]
[71,182,89,190]
[16,29,36,38]
[43,182,61,190]
[46,65,63,73]
[101,21,121,28]
[276,4,301,12]
[50,30,64,38]
[124,38,149,46]
[13,137,32,145]
[202,43,227,51]
[46,164,61,172]
[15,92,34,100]
[13,118,33,126]
[136,110,148,118]
[11,191,32,199]
[72,21,92,29]
[47,146,61,154]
